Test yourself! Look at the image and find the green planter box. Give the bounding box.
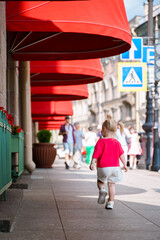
[11,136,19,152]
[11,132,24,180]
[0,110,12,196]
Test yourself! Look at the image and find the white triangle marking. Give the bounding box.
[123,68,142,85]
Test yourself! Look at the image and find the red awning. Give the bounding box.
[31,85,88,101]
[32,116,65,122]
[6,0,131,60]
[39,120,66,127]
[31,101,73,117]
[39,122,64,131]
[30,59,103,86]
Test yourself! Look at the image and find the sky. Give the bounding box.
[124,0,160,21]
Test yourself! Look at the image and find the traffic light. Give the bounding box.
[154,43,160,82]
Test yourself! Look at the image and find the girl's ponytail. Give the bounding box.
[103,115,117,132]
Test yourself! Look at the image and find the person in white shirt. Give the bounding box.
[115,121,131,167]
[85,127,97,164]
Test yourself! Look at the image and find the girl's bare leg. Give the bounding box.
[97,179,105,190]
[108,182,115,202]
[65,153,69,165]
[129,155,134,169]
[133,155,137,169]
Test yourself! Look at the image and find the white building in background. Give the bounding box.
[72,99,89,131]
[72,2,160,133]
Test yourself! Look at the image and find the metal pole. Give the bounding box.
[148,0,153,43]
[151,81,160,171]
[142,0,154,169]
[151,16,160,171]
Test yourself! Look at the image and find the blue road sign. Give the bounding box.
[122,66,143,87]
[142,46,154,65]
[118,62,147,92]
[121,38,142,61]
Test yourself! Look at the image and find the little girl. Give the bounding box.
[90,117,127,209]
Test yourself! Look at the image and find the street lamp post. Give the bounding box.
[151,80,160,171]
[142,0,154,169]
[151,40,160,171]
[142,91,153,169]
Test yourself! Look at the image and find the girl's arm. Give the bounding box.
[119,154,128,172]
[90,158,97,171]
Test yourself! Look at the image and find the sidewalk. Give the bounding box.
[0,158,160,240]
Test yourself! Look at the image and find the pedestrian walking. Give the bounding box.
[73,122,84,169]
[89,117,127,210]
[127,127,142,169]
[97,124,102,139]
[59,116,75,169]
[115,121,131,167]
[85,127,97,165]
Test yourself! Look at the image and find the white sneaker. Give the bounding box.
[75,164,81,169]
[97,189,107,204]
[73,163,81,169]
[73,163,78,168]
[105,201,114,209]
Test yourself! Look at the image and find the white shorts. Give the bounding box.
[97,167,123,183]
[63,142,73,156]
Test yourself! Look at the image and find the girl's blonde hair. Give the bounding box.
[118,121,124,135]
[103,115,117,132]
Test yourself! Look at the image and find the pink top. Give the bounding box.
[92,138,124,168]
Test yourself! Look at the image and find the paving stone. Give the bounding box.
[65,230,160,240]
[0,231,65,240]
[0,190,23,232]
[0,158,160,239]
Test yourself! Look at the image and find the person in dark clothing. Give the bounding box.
[59,116,75,169]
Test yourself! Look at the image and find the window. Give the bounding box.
[123,101,132,119]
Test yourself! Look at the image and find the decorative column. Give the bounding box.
[19,61,35,173]
[34,122,39,143]
[7,52,19,124]
[7,52,20,174]
[0,2,7,108]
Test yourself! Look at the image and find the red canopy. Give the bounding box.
[6,1,131,60]
[32,116,65,122]
[30,59,103,86]
[31,85,88,101]
[39,122,64,130]
[31,101,73,117]
[38,121,65,130]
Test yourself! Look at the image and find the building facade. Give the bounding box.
[72,2,160,133]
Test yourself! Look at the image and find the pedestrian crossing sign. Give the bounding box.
[118,62,147,92]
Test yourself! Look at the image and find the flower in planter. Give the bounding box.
[2,110,8,115]
[11,125,23,135]
[7,114,14,125]
[0,106,4,110]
